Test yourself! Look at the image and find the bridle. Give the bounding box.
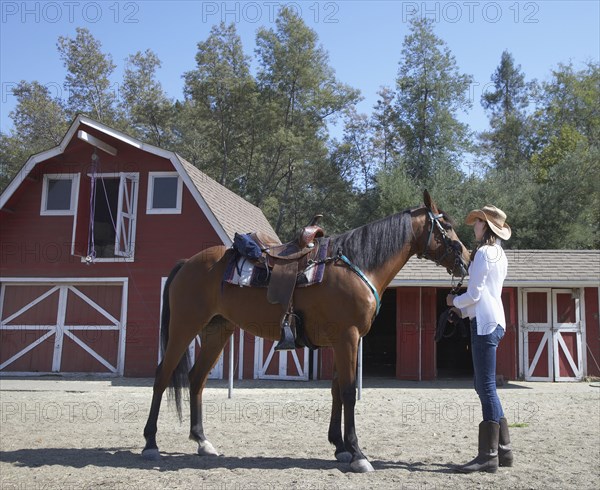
[418,210,468,286]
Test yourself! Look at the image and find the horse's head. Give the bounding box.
[413,190,470,279]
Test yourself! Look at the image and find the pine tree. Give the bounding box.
[394,17,473,183]
[371,86,402,171]
[480,50,530,171]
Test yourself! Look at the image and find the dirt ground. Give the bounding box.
[0,376,598,490]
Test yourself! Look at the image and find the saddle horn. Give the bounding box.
[308,214,323,226]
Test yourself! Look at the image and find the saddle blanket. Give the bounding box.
[223,238,330,288]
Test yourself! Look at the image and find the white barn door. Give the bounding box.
[521,288,583,381]
[1,280,127,375]
[255,338,309,380]
[521,289,553,381]
[551,289,583,381]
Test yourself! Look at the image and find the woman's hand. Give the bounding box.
[450,307,462,318]
[446,294,456,307]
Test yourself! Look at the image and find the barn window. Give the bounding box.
[81,172,139,262]
[147,172,182,214]
[41,174,79,215]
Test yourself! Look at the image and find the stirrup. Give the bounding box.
[274,322,296,351]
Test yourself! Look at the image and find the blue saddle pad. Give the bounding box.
[233,233,263,260]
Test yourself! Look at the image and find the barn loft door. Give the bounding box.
[115,173,138,258]
[521,288,583,381]
[73,172,139,261]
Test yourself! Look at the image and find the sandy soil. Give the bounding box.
[0,377,599,489]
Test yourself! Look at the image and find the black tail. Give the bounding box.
[160,259,190,422]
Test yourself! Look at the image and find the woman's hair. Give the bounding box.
[470,223,503,262]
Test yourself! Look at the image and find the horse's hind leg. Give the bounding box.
[142,327,194,460]
[189,316,235,456]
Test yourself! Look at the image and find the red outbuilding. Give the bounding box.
[0,116,277,377]
[351,251,600,383]
[1,117,598,383]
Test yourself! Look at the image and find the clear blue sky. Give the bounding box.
[1,0,599,139]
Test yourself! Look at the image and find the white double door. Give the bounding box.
[521,288,584,381]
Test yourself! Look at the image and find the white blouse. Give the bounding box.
[453,244,508,335]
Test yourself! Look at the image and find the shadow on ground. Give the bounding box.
[0,447,456,474]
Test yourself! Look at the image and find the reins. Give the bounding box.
[337,252,381,316]
[308,208,468,322]
[307,249,381,317]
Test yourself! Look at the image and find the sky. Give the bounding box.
[1,0,599,140]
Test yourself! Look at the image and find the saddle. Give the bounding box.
[238,215,325,350]
[253,214,325,258]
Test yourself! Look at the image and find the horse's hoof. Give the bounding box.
[142,448,161,461]
[197,440,219,456]
[350,459,375,473]
[335,451,352,463]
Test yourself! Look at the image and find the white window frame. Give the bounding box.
[82,172,139,263]
[146,172,182,214]
[115,173,139,259]
[40,173,80,216]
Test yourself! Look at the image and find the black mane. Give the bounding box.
[328,210,415,272]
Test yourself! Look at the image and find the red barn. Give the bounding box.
[2,117,598,384]
[0,116,278,377]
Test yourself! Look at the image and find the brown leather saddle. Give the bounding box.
[249,215,325,350]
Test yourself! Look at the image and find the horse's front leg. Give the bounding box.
[189,317,235,456]
[328,366,351,463]
[334,329,374,473]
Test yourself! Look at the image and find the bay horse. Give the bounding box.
[142,190,470,472]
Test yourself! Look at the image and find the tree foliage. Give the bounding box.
[393,18,473,181]
[181,22,257,190]
[479,50,531,171]
[252,8,359,235]
[122,49,174,147]
[57,27,119,124]
[1,17,598,249]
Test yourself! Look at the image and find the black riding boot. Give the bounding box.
[455,421,499,473]
[499,417,514,467]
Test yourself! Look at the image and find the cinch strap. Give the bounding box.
[338,253,381,316]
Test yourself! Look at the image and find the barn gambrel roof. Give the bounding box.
[0,115,278,246]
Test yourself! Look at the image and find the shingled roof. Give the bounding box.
[178,157,277,241]
[0,116,278,246]
[391,249,600,287]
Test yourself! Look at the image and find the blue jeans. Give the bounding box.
[470,318,505,423]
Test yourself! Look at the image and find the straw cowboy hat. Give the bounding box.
[465,205,512,240]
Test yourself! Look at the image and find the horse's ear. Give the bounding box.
[423,189,439,213]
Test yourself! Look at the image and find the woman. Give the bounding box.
[446,205,513,473]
